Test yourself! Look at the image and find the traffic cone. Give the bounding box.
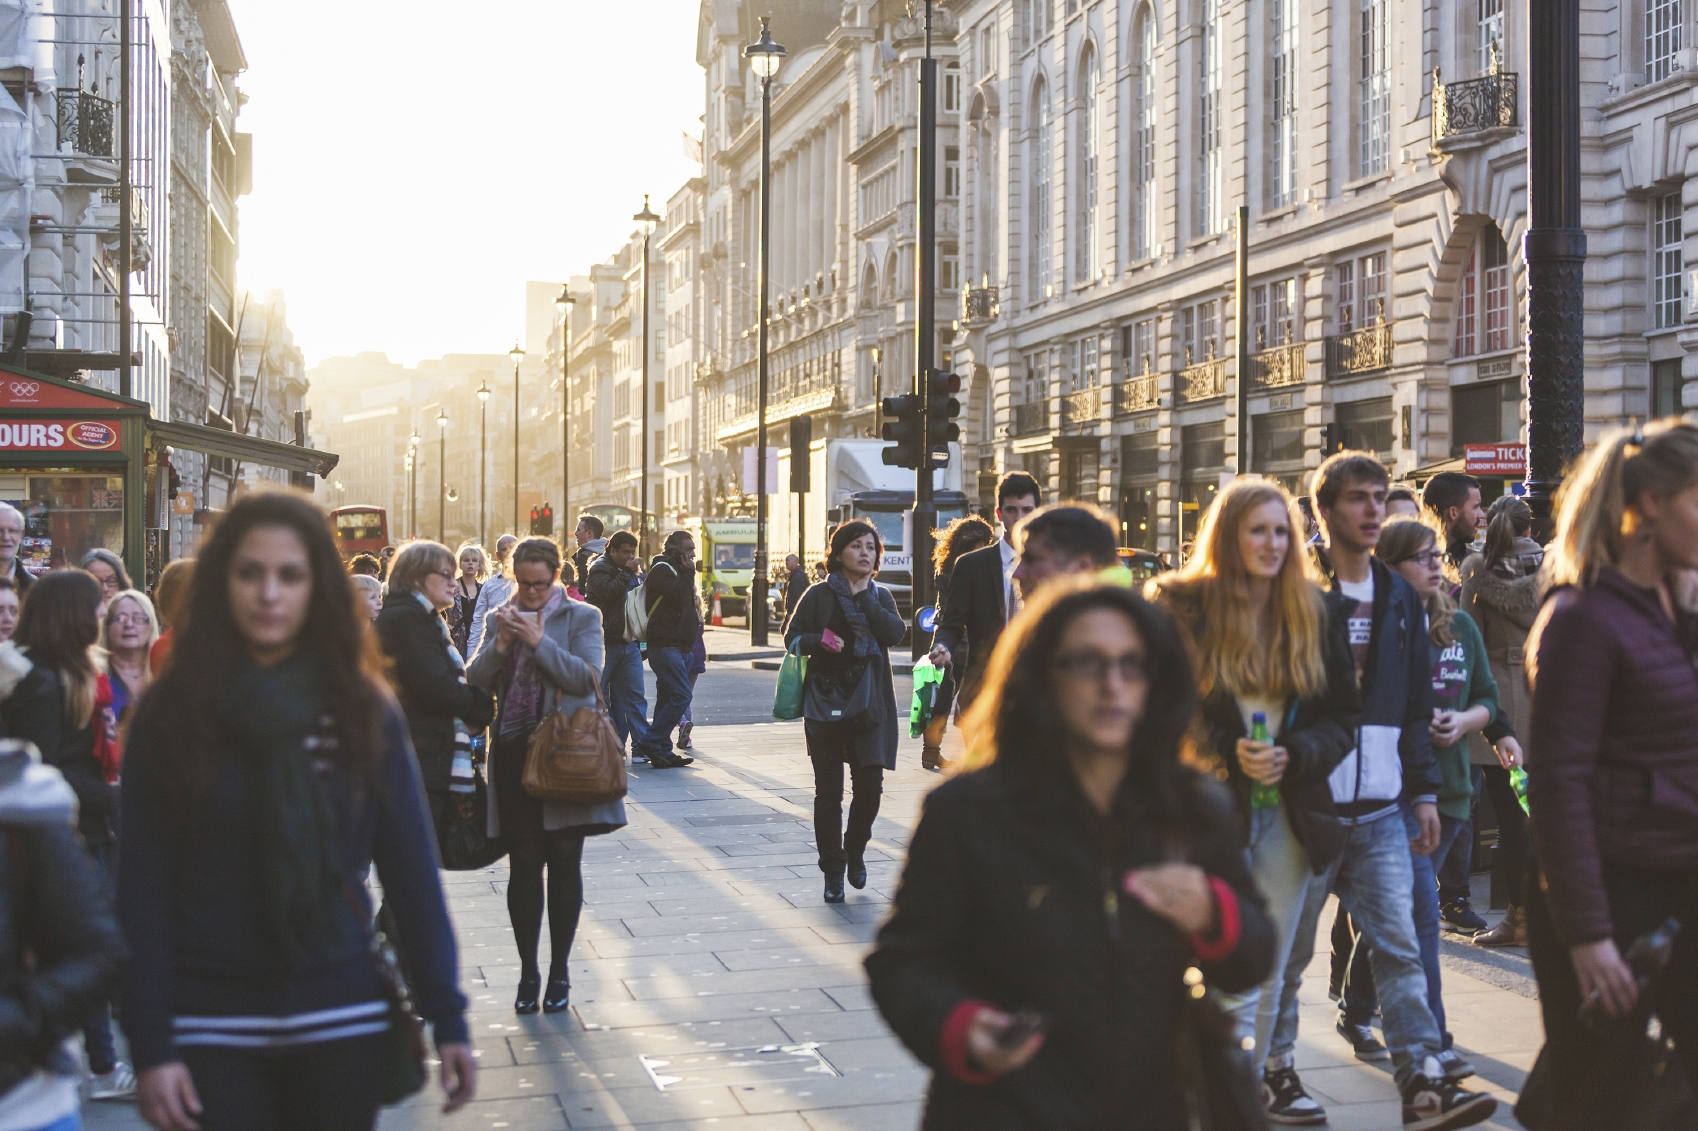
[711,594,723,627]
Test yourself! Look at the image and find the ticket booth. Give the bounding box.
[0,365,337,587]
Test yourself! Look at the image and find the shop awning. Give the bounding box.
[148,419,339,477]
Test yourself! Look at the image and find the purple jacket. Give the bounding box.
[1527,568,1698,945]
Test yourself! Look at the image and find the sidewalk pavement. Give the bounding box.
[88,720,1538,1131]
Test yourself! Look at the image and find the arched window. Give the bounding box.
[1132,9,1157,259]
[1029,78,1053,301]
[860,262,877,310]
[1075,44,1100,282]
[1197,0,1222,235]
[884,251,899,302]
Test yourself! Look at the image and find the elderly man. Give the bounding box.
[0,503,30,596]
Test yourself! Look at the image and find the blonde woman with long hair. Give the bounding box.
[1522,419,1698,1113]
[448,541,491,655]
[1149,478,1362,1094]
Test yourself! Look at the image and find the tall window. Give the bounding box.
[1454,225,1511,356]
[1359,0,1389,176]
[1132,318,1156,375]
[944,61,962,112]
[944,146,961,197]
[1023,349,1051,403]
[1478,0,1505,73]
[1069,336,1099,391]
[1181,300,1219,364]
[1655,192,1685,330]
[940,242,961,291]
[979,23,997,75]
[1075,46,1101,282]
[1030,80,1054,301]
[1023,0,1052,44]
[1198,0,1223,234]
[1253,278,1298,348]
[1648,0,1683,83]
[1133,11,1157,259]
[1337,252,1386,333]
[1270,0,1298,207]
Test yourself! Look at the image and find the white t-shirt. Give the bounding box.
[999,536,1019,622]
[1338,573,1375,682]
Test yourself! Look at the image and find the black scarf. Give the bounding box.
[223,653,348,967]
[826,571,880,658]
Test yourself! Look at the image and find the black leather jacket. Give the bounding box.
[0,817,124,1099]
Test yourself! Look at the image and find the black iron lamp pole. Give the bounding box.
[409,430,420,538]
[478,380,490,547]
[634,197,661,561]
[1523,0,1585,535]
[556,287,576,529]
[437,409,448,542]
[744,17,787,646]
[509,344,525,538]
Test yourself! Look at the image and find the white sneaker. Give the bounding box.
[88,1061,137,1101]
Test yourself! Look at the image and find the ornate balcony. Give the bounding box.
[1114,373,1159,415]
[1251,343,1306,390]
[1325,323,1393,379]
[1431,67,1518,145]
[1013,401,1047,436]
[960,282,1000,326]
[1062,388,1100,426]
[1176,359,1226,404]
[56,88,114,158]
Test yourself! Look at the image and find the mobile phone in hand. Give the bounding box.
[821,628,844,652]
[996,1011,1047,1051]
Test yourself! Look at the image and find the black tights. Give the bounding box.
[506,833,586,982]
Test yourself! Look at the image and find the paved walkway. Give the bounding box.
[90,716,1539,1130]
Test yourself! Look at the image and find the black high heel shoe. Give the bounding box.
[543,978,571,1013]
[514,974,541,1014]
[823,868,846,904]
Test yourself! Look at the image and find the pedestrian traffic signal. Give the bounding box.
[529,503,554,536]
[926,369,961,466]
[881,394,923,469]
[1319,424,1340,456]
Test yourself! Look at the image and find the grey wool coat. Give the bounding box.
[466,585,627,838]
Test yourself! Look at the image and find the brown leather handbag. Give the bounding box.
[521,670,628,804]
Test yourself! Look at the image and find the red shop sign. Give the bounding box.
[0,419,121,451]
[1464,443,1526,476]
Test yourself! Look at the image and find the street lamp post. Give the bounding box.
[409,429,420,538]
[437,408,449,543]
[509,344,525,537]
[744,18,786,646]
[556,287,576,528]
[404,452,414,538]
[634,196,660,560]
[477,381,491,547]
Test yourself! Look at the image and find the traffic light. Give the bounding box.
[1318,424,1340,457]
[926,369,961,466]
[537,503,553,536]
[880,393,923,468]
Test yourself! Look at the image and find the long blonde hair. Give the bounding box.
[1378,517,1456,646]
[455,542,490,583]
[1148,479,1329,701]
[1546,419,1698,589]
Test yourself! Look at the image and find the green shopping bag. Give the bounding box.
[909,657,948,737]
[772,638,808,721]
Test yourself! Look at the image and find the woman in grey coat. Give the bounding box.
[784,521,906,905]
[467,537,625,1016]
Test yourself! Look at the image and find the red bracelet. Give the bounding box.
[1187,876,1241,963]
[939,999,1000,1085]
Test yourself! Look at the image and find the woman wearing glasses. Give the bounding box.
[468,537,624,1015]
[375,541,495,848]
[866,579,1273,1128]
[101,589,160,728]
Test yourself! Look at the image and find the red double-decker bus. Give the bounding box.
[331,505,389,559]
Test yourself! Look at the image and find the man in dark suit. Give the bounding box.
[928,471,1042,735]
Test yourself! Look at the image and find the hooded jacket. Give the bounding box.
[1459,542,1541,751]
[585,553,638,646]
[572,538,607,589]
[643,552,702,650]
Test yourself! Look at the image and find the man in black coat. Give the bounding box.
[928,471,1041,708]
[637,531,700,769]
[782,553,807,627]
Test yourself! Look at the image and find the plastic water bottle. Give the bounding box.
[1510,765,1529,813]
[1249,711,1280,808]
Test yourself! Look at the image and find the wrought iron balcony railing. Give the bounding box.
[1325,323,1393,379]
[1176,358,1226,404]
[1013,401,1048,436]
[1115,373,1159,415]
[1062,388,1100,426]
[1251,342,1306,390]
[1432,67,1518,144]
[960,283,1000,326]
[56,88,114,159]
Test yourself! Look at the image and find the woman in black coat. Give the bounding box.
[865,580,1274,1131]
[784,520,906,904]
[375,541,495,845]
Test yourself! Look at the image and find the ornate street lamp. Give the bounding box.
[408,429,420,538]
[509,343,525,537]
[477,381,491,547]
[744,16,786,645]
[556,286,576,529]
[437,408,449,542]
[634,196,661,559]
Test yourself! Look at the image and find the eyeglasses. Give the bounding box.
[435,570,455,582]
[1054,651,1149,685]
[1398,550,1443,567]
[109,613,149,628]
[516,578,555,591]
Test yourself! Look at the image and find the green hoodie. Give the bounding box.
[1429,609,1498,820]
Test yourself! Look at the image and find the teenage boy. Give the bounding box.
[1260,452,1495,1131]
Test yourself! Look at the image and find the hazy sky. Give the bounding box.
[225,0,705,366]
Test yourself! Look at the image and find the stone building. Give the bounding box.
[231,289,308,490]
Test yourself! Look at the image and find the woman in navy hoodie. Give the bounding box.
[118,492,475,1131]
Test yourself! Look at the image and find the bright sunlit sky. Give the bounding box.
[225,0,705,366]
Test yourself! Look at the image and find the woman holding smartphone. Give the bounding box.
[784,521,905,904]
[866,579,1272,1128]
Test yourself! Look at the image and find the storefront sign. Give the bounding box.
[0,380,127,410]
[172,491,194,516]
[1464,443,1526,477]
[0,419,121,451]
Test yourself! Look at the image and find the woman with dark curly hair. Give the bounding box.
[920,515,996,771]
[866,578,1274,1129]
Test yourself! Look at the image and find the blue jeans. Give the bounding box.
[1269,808,1444,1088]
[639,646,692,758]
[602,641,650,752]
[1340,810,1461,1050]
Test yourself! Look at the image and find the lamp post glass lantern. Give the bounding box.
[635,195,660,560]
[556,287,575,526]
[510,343,525,538]
[744,16,786,645]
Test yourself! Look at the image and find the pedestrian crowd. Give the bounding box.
[0,420,1687,1131]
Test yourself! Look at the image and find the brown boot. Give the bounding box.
[921,743,945,772]
[1473,904,1526,947]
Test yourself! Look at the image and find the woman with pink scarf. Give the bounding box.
[466,537,625,1017]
